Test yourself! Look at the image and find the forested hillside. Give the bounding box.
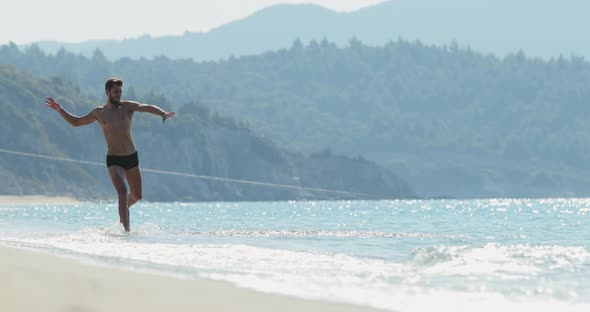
[2,39,590,198]
[0,64,416,201]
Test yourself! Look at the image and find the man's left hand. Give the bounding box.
[162,111,176,123]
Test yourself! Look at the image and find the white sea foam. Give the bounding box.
[410,243,590,275]
[187,229,466,239]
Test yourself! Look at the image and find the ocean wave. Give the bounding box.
[410,243,590,274]
[186,229,466,239]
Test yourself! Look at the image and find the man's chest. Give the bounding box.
[97,109,132,129]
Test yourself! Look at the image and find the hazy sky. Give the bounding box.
[1,0,385,45]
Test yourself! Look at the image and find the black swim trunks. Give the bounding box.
[106,152,139,170]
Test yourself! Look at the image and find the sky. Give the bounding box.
[1,0,385,45]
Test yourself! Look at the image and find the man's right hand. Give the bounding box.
[45,97,61,112]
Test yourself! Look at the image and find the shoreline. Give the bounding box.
[0,195,86,205]
[0,245,382,312]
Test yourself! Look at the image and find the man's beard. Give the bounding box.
[109,98,121,106]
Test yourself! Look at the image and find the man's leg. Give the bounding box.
[125,166,143,209]
[108,166,130,232]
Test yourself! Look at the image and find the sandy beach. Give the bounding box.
[0,195,85,206]
[0,245,382,312]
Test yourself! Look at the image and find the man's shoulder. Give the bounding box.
[121,100,141,110]
[122,100,140,106]
[90,106,105,113]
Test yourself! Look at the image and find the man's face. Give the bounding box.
[107,85,122,106]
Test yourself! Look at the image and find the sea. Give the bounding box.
[1,198,589,311]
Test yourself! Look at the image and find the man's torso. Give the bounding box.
[94,102,136,156]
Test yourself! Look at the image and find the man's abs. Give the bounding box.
[104,135,136,156]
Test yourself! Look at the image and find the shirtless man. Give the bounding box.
[45,78,175,232]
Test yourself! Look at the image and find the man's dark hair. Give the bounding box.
[105,78,123,92]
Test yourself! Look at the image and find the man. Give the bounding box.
[45,78,175,232]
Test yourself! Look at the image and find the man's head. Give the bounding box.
[105,78,123,106]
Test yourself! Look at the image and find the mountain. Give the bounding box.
[28,0,590,61]
[0,64,416,201]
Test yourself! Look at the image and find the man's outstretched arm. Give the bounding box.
[45,97,96,127]
[127,101,175,123]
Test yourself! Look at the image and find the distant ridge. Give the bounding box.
[24,0,590,61]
